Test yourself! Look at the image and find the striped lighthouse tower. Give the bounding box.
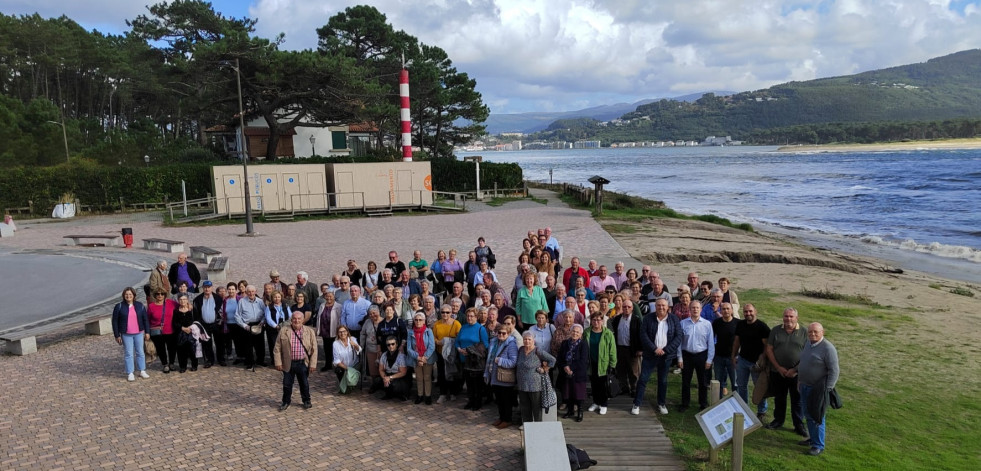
[399,65,412,162]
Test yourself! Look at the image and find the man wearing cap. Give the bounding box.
[167,253,201,294]
[193,280,224,367]
[268,270,289,294]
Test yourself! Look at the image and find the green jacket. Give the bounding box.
[585,327,617,373]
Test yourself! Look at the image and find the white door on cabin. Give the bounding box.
[336,171,355,208]
[260,174,280,211]
[283,173,300,210]
[307,173,326,209]
[222,174,244,213]
[397,170,413,205]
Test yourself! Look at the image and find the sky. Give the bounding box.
[2,0,980,114]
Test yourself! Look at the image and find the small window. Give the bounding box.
[331,131,347,150]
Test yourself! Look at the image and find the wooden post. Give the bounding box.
[709,379,721,464]
[732,413,745,471]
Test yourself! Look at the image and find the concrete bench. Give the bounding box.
[207,256,229,282]
[142,238,185,253]
[0,314,112,355]
[521,421,568,471]
[64,234,122,247]
[189,246,222,263]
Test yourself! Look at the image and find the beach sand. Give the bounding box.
[776,137,981,153]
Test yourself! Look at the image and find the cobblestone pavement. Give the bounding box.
[0,189,649,470]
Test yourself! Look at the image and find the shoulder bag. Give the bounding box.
[494,342,516,384]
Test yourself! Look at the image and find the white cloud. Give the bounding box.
[3,0,980,113]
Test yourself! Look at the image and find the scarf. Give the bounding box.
[565,338,581,364]
[385,349,400,368]
[413,325,427,359]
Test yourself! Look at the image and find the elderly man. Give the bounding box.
[274,311,318,411]
[385,251,407,279]
[639,265,653,287]
[492,292,516,325]
[340,285,371,341]
[550,284,568,318]
[149,260,171,295]
[408,250,429,279]
[798,323,839,456]
[268,270,289,294]
[333,276,352,305]
[235,285,267,369]
[686,272,700,295]
[295,271,318,309]
[192,280,224,367]
[631,299,681,416]
[562,257,589,292]
[609,262,628,290]
[731,303,771,421]
[167,253,201,294]
[588,265,617,294]
[394,269,422,299]
[677,299,714,411]
[700,288,723,322]
[611,295,643,397]
[765,308,809,437]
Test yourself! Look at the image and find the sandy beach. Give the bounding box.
[776,137,981,153]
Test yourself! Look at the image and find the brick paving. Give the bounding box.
[0,189,659,471]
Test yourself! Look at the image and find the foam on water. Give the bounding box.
[861,236,981,263]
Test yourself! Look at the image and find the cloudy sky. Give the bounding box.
[2,0,980,114]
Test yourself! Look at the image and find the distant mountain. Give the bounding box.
[484,92,732,135]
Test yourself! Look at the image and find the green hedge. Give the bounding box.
[0,158,522,214]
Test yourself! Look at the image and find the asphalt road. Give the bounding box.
[0,249,148,331]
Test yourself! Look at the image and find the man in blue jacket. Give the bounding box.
[631,298,681,416]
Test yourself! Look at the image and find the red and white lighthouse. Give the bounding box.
[399,67,412,162]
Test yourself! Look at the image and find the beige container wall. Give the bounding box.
[325,162,433,209]
[212,164,328,214]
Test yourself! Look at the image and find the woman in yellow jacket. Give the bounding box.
[585,312,618,415]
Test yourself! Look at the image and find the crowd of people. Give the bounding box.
[113,226,839,455]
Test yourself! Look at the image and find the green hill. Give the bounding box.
[533,49,981,143]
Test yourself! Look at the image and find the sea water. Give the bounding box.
[461,147,981,283]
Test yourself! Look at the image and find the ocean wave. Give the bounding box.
[860,236,981,263]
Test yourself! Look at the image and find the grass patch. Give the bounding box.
[928,283,943,290]
[600,222,637,234]
[650,289,976,470]
[799,286,882,307]
[950,286,975,297]
[483,196,545,207]
[555,189,754,232]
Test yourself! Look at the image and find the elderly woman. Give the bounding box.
[376,336,411,400]
[457,308,489,410]
[514,271,548,331]
[585,313,618,416]
[391,286,413,323]
[556,324,590,422]
[421,295,439,327]
[264,291,291,366]
[673,286,693,321]
[718,277,740,317]
[441,249,464,288]
[292,292,313,326]
[332,325,362,393]
[433,305,462,403]
[528,310,554,353]
[317,291,340,372]
[370,290,388,310]
[474,236,496,269]
[147,289,178,372]
[536,251,557,286]
[406,312,437,404]
[575,289,590,316]
[485,325,518,428]
[516,330,557,423]
[171,293,197,373]
[419,280,439,309]
[112,287,150,381]
[620,268,639,291]
[360,306,382,384]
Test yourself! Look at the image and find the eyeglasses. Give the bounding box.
[387,343,397,347]
[441,311,451,314]
[496,331,508,335]
[414,319,424,322]
[341,281,349,285]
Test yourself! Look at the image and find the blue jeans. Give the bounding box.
[634,354,670,407]
[713,355,736,397]
[799,384,825,449]
[122,333,146,374]
[736,357,767,414]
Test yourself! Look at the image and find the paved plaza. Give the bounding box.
[0,190,650,470]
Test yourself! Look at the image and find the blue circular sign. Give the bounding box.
[266,178,272,183]
[288,178,295,183]
[228,179,235,185]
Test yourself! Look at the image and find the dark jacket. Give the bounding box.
[609,313,643,355]
[639,313,682,361]
[192,293,224,325]
[171,307,195,331]
[167,261,201,293]
[111,301,149,338]
[556,338,591,384]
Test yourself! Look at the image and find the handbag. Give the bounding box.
[339,367,361,394]
[606,367,621,398]
[149,307,165,337]
[249,322,264,335]
[144,337,157,364]
[541,373,557,412]
[177,330,196,347]
[496,365,516,384]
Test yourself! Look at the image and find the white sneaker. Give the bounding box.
[588,403,599,412]
[436,395,448,404]
[139,370,150,379]
[127,373,136,382]
[599,406,607,415]
[658,405,669,415]
[630,406,640,415]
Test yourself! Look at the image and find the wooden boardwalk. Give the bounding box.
[560,394,684,470]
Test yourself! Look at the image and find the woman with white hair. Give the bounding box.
[556,324,590,422]
[516,330,556,423]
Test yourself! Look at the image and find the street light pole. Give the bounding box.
[46,120,70,163]
[309,135,316,157]
[233,58,255,235]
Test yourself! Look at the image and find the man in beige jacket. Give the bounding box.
[274,312,318,411]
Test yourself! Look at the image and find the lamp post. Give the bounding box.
[144,155,150,167]
[224,58,254,235]
[309,135,316,157]
[46,120,70,163]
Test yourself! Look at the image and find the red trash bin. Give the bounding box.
[122,227,133,248]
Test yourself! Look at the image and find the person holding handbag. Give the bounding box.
[147,289,178,372]
[516,330,556,423]
[273,312,318,411]
[585,313,618,416]
[484,326,518,429]
[457,308,489,411]
[171,293,197,373]
[556,324,590,422]
[111,287,150,382]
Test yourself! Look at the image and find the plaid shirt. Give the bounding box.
[289,328,306,361]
